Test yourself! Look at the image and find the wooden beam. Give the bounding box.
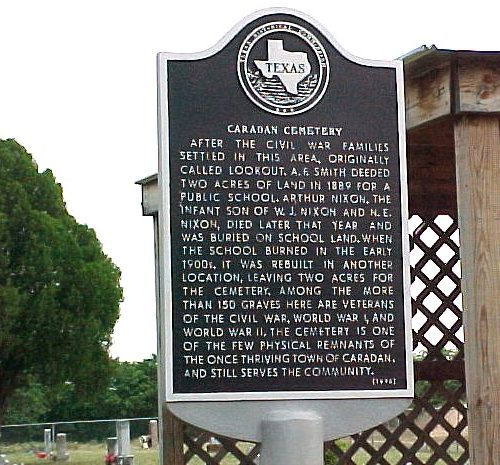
[407,119,457,216]
[457,58,500,113]
[137,174,159,216]
[404,51,500,128]
[405,62,452,130]
[454,115,500,465]
[414,360,464,381]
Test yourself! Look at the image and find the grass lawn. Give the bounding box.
[1,441,466,465]
[0,442,159,465]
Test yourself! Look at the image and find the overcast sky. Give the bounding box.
[1,0,498,361]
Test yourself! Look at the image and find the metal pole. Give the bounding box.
[260,411,323,465]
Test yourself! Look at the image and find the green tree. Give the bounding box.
[2,376,50,425]
[104,357,158,419]
[0,139,122,424]
[46,357,158,422]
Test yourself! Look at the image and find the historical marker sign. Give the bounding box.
[158,9,413,403]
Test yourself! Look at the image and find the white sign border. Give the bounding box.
[158,7,414,403]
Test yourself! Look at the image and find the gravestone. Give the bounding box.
[54,433,69,461]
[149,420,158,448]
[158,7,413,463]
[116,421,134,465]
[44,429,52,455]
[106,437,118,457]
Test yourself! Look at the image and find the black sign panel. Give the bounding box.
[159,10,412,401]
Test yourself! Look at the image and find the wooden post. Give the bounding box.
[455,115,500,465]
[162,405,184,465]
[137,176,185,465]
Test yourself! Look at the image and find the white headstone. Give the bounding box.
[116,421,134,465]
[44,429,52,455]
[116,421,130,457]
[55,433,69,461]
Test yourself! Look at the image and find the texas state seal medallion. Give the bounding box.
[237,22,330,115]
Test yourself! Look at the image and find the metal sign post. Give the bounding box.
[157,8,413,462]
[260,410,323,465]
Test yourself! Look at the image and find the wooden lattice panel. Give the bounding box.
[180,215,468,465]
[409,215,463,360]
[326,380,468,465]
[184,428,259,465]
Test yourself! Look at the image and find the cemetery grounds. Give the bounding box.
[0,411,466,465]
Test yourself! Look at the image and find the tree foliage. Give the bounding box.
[3,358,157,443]
[3,358,157,442]
[45,357,158,422]
[103,357,158,419]
[2,375,51,425]
[0,139,122,423]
